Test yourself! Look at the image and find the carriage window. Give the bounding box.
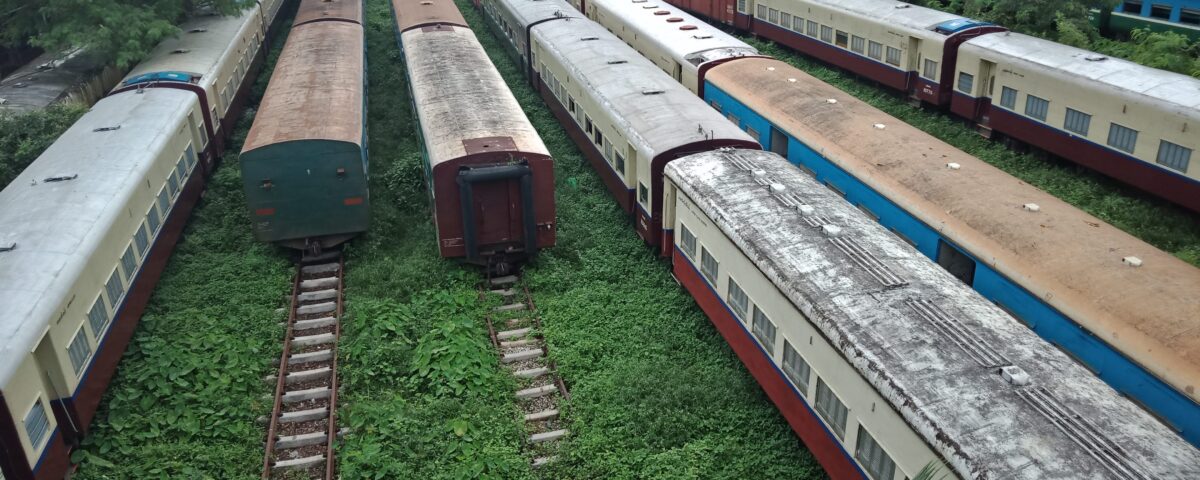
[768,8,778,24]
[24,399,50,451]
[957,72,974,94]
[709,99,722,113]
[746,126,760,141]
[594,129,604,149]
[752,306,776,349]
[185,143,197,170]
[867,41,882,60]
[585,116,593,135]
[638,183,648,204]
[1107,123,1138,154]
[568,96,576,114]
[937,240,976,286]
[680,223,697,258]
[781,12,791,27]
[175,154,188,181]
[806,20,818,37]
[156,188,171,221]
[835,30,848,48]
[793,16,804,32]
[922,59,938,79]
[1182,8,1200,25]
[736,0,747,14]
[134,222,150,255]
[105,268,124,307]
[851,35,865,53]
[727,278,749,320]
[121,244,138,281]
[167,171,180,198]
[615,151,626,176]
[1064,108,1091,136]
[855,426,897,480]
[68,326,93,377]
[820,25,832,43]
[1121,1,1142,14]
[1157,140,1192,173]
[727,113,739,126]
[782,342,811,394]
[885,47,901,66]
[815,379,848,439]
[1025,95,1049,121]
[999,86,1018,109]
[1150,3,1171,19]
[756,5,767,19]
[88,295,110,338]
[700,247,719,282]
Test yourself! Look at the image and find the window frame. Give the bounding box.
[867,41,882,60]
[67,324,94,378]
[1063,108,1091,136]
[819,25,833,43]
[87,294,110,339]
[1106,123,1138,154]
[1024,94,1049,122]
[1156,140,1192,173]
[680,223,697,259]
[814,378,849,439]
[751,306,777,350]
[855,425,898,480]
[638,183,649,204]
[105,267,124,309]
[700,247,719,283]
[835,30,848,48]
[922,58,938,80]
[884,46,901,66]
[999,86,1018,110]
[756,4,767,20]
[957,72,974,95]
[782,341,811,395]
[793,16,805,32]
[23,397,50,453]
[727,278,749,320]
[806,20,818,37]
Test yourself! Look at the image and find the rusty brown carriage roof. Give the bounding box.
[392,0,467,33]
[707,57,1200,405]
[295,0,364,26]
[242,20,364,153]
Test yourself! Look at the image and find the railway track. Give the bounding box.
[484,274,570,469]
[261,255,346,479]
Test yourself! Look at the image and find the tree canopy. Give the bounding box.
[0,0,250,68]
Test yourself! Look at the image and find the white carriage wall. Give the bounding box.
[742,0,947,79]
[956,36,1198,179]
[589,4,697,89]
[665,180,955,480]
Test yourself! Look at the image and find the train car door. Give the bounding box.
[977,59,997,123]
[769,126,788,157]
[472,179,518,249]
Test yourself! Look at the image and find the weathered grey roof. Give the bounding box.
[666,149,1200,480]
[0,49,114,113]
[707,58,1200,405]
[120,8,261,91]
[963,32,1200,112]
[532,18,752,160]
[496,0,578,29]
[589,0,756,66]
[400,26,547,166]
[805,0,965,33]
[0,89,195,386]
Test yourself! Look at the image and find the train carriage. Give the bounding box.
[240,0,369,252]
[114,5,273,172]
[663,149,1200,479]
[0,89,207,480]
[952,32,1200,212]
[702,57,1200,445]
[578,0,759,95]
[478,0,579,78]
[517,14,758,251]
[393,0,555,270]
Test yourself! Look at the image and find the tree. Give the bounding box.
[0,0,250,68]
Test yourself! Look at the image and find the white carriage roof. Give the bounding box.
[805,0,968,32]
[120,8,260,90]
[533,19,752,158]
[402,26,548,166]
[499,0,577,28]
[590,0,757,65]
[665,149,1200,479]
[0,89,194,385]
[965,32,1200,112]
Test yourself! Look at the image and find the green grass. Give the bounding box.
[737,37,1200,266]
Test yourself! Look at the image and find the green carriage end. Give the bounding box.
[240,138,370,250]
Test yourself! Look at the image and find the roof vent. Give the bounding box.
[189,28,208,33]
[752,169,766,178]
[692,33,710,38]
[680,25,697,30]
[0,242,14,253]
[821,224,842,237]
[608,60,628,64]
[1085,54,1107,61]
[641,89,665,95]
[770,183,786,193]
[873,123,885,129]
[1000,366,1030,386]
[787,78,797,82]
[766,66,775,71]
[37,63,54,71]
[1122,256,1143,267]
[667,17,683,22]
[894,3,910,8]
[43,174,78,183]
[93,125,121,132]
[643,5,658,8]
[827,98,838,104]
[171,49,190,54]
[946,162,961,170]
[633,0,647,2]
[798,204,815,215]
[1023,203,1040,212]
[654,10,670,15]
[581,36,599,41]
[421,0,433,4]
[12,82,26,88]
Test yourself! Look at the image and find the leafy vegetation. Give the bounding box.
[912,0,1200,76]
[739,37,1200,266]
[0,103,86,187]
[0,0,253,68]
